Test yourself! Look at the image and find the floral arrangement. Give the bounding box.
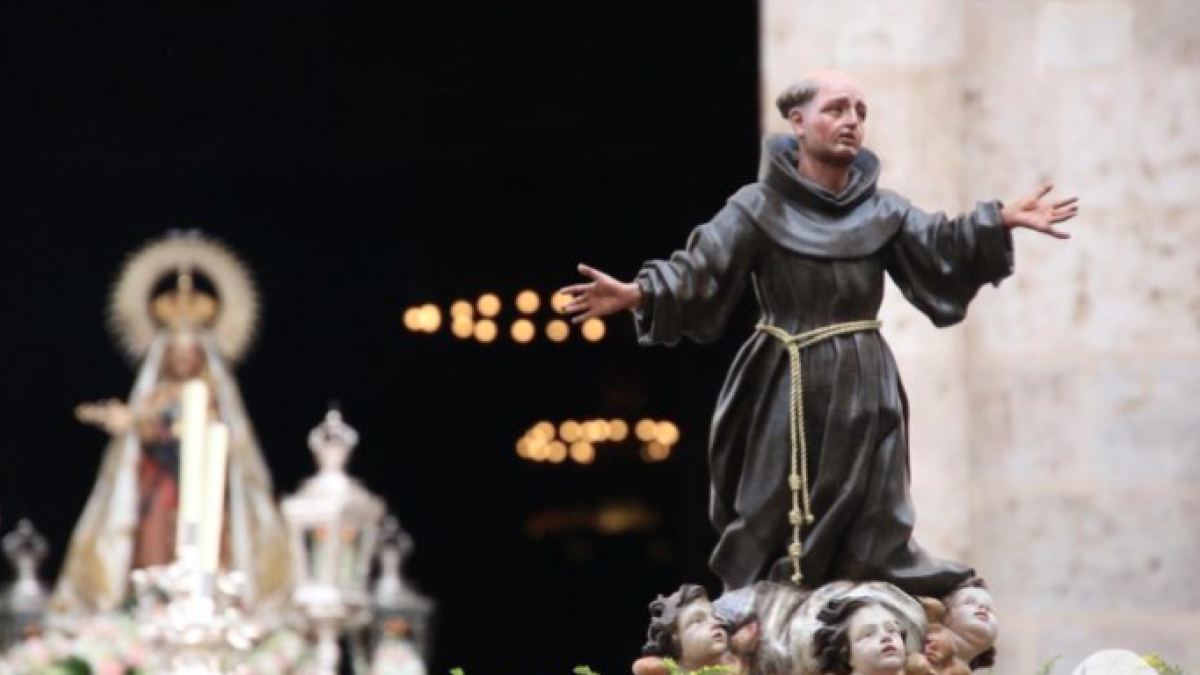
[1,614,430,675]
[0,614,308,675]
[0,614,146,675]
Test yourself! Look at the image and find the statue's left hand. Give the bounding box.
[1001,184,1079,239]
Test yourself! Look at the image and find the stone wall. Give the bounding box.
[761,1,1200,671]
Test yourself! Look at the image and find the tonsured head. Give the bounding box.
[776,70,868,169]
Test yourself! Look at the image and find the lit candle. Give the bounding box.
[199,422,229,574]
[176,379,210,565]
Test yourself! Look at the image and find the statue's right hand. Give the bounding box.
[558,263,643,323]
[75,400,132,436]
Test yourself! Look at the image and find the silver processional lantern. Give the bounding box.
[371,516,435,660]
[1,520,49,650]
[282,408,386,675]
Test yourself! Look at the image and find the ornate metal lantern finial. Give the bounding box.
[309,408,361,474]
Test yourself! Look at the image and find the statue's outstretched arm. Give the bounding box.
[75,399,132,437]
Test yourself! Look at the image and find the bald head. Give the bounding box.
[776,70,869,182]
[775,70,866,119]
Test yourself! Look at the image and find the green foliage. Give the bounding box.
[45,657,92,675]
[1143,654,1185,675]
[41,657,141,675]
[691,666,734,675]
[451,662,732,675]
[1035,655,1061,675]
[656,659,732,675]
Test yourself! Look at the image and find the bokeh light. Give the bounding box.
[655,421,680,446]
[584,419,608,442]
[477,293,502,318]
[643,442,671,462]
[474,319,498,343]
[635,419,658,443]
[532,421,556,440]
[516,290,540,314]
[559,420,581,443]
[450,300,474,319]
[417,304,442,332]
[546,320,570,342]
[403,307,421,331]
[511,319,536,343]
[609,419,629,442]
[518,416,678,466]
[451,316,474,339]
[581,318,606,342]
[550,291,572,314]
[570,442,595,464]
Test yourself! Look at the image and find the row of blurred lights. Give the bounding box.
[403,291,607,343]
[517,418,680,465]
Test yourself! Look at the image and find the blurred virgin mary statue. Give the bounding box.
[51,232,291,617]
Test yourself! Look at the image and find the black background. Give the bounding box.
[0,3,760,673]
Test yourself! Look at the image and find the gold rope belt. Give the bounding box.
[755,319,883,585]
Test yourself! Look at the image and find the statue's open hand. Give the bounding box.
[1001,184,1079,239]
[76,399,132,436]
[559,263,642,324]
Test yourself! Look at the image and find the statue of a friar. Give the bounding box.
[561,70,1078,599]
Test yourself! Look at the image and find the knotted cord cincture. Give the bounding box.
[755,319,882,585]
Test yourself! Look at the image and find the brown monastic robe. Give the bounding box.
[634,134,1012,597]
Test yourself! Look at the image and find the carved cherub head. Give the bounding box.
[813,597,908,675]
[643,584,731,673]
[942,579,998,670]
[902,597,971,675]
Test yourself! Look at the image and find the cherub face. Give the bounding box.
[923,627,956,667]
[847,604,906,675]
[676,599,729,671]
[943,588,998,644]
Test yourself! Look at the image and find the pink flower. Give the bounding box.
[126,644,149,667]
[97,658,125,675]
[22,638,50,665]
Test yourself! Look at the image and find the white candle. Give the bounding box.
[199,422,230,574]
[176,379,210,565]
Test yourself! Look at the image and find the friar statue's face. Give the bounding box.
[793,73,868,169]
[675,598,729,672]
[846,604,906,675]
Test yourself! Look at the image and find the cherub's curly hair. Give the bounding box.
[642,584,710,658]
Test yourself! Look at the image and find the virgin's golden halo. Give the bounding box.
[108,232,260,363]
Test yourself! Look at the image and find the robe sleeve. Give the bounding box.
[633,202,761,346]
[884,194,1014,327]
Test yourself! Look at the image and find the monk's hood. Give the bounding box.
[729,134,902,258]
